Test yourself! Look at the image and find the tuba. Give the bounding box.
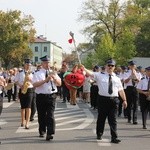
[21,71,31,94]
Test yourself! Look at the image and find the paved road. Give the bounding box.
[0,98,150,150]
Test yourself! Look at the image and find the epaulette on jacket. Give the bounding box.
[35,69,39,72]
[101,72,105,74]
[19,70,23,72]
[141,77,145,80]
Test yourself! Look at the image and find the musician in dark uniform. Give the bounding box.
[33,55,61,141]
[81,59,127,144]
[15,59,34,129]
[137,66,150,129]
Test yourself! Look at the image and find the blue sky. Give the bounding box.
[0,0,86,53]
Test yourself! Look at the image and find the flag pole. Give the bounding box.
[69,31,81,64]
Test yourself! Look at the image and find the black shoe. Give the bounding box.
[25,126,29,129]
[143,126,147,129]
[111,138,121,144]
[128,120,131,123]
[39,131,46,138]
[97,135,102,140]
[21,123,24,127]
[30,118,34,122]
[133,121,138,125]
[46,135,53,141]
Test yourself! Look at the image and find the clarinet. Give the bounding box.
[50,81,55,91]
[46,69,55,91]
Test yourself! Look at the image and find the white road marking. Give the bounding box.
[66,102,80,109]
[55,110,83,117]
[57,109,94,131]
[93,129,111,146]
[56,113,84,121]
[55,108,79,113]
[0,119,7,126]
[16,108,94,133]
[3,102,14,108]
[97,139,111,147]
[56,118,85,126]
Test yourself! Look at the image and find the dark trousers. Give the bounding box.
[126,86,138,122]
[7,89,14,102]
[62,86,70,102]
[0,93,3,115]
[13,84,18,101]
[139,93,150,127]
[30,92,36,120]
[96,95,119,139]
[118,90,128,117]
[36,94,56,135]
[90,85,98,108]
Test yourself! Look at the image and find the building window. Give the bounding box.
[44,46,47,52]
[35,56,38,62]
[35,46,38,52]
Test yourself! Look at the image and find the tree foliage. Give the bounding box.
[0,10,36,68]
[78,0,150,67]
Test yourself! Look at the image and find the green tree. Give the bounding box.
[0,10,36,68]
[78,0,137,65]
[115,28,136,65]
[78,0,126,44]
[94,33,116,65]
[78,0,150,66]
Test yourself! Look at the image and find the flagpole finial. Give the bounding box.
[69,31,74,38]
[68,31,81,64]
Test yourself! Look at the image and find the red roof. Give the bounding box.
[34,37,50,43]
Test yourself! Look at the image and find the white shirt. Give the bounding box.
[118,72,127,89]
[124,70,141,87]
[93,72,123,97]
[32,68,58,94]
[137,76,150,91]
[14,70,33,88]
